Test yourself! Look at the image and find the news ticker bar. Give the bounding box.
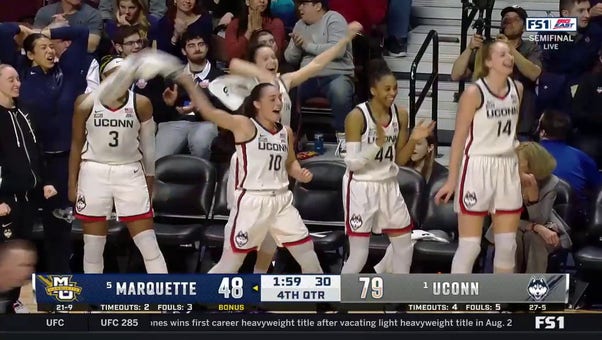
[34,274,569,306]
[0,314,597,332]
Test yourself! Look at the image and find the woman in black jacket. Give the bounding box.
[0,64,58,313]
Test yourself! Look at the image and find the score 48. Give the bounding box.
[218,277,244,299]
[359,277,384,299]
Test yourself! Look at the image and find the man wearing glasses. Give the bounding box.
[451,5,542,140]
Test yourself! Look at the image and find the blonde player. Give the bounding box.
[435,40,524,273]
[341,59,435,274]
[172,74,322,273]
[68,55,167,274]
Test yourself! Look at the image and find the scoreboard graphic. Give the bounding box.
[34,274,569,312]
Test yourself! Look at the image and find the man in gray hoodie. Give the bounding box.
[285,0,355,156]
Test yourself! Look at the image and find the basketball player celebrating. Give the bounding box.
[435,40,523,273]
[341,59,435,274]
[68,56,168,274]
[175,76,323,273]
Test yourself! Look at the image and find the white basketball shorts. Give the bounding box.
[74,161,153,222]
[227,189,310,253]
[455,154,522,215]
[343,174,413,237]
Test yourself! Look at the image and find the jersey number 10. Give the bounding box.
[269,154,283,171]
[375,146,394,162]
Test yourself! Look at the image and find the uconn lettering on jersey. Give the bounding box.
[486,105,519,118]
[368,135,398,144]
[93,119,135,128]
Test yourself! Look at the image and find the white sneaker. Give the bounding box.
[335,132,346,158]
[12,300,29,314]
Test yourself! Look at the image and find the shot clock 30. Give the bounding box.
[260,275,341,302]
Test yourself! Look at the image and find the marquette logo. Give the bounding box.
[526,18,577,32]
[38,275,83,302]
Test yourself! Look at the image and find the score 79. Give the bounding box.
[359,277,384,299]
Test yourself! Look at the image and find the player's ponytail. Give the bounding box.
[367,59,393,89]
[241,82,275,118]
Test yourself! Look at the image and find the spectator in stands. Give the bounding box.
[248,29,294,72]
[98,0,166,20]
[486,142,571,273]
[204,0,243,29]
[590,0,602,28]
[535,72,573,120]
[538,110,602,220]
[156,0,213,60]
[156,30,221,161]
[0,240,37,314]
[385,0,412,57]
[285,0,355,156]
[112,24,145,57]
[225,0,285,61]
[451,6,542,140]
[541,0,602,89]
[406,134,437,183]
[572,46,602,134]
[103,0,158,41]
[229,22,361,130]
[34,0,103,53]
[0,23,91,274]
[109,26,170,129]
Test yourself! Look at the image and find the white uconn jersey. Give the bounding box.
[468,78,520,156]
[82,91,142,164]
[351,102,400,181]
[235,119,289,191]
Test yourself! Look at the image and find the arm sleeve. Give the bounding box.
[525,189,556,225]
[139,119,156,176]
[0,23,20,68]
[284,24,303,65]
[86,8,104,36]
[344,142,381,172]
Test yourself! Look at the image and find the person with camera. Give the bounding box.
[451,5,542,141]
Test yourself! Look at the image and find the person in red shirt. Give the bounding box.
[225,0,285,61]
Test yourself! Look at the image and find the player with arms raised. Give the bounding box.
[170,73,323,273]
[341,59,435,274]
[68,55,167,274]
[435,40,524,273]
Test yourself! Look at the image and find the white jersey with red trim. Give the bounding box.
[82,91,142,164]
[349,101,400,181]
[466,78,520,156]
[234,118,289,191]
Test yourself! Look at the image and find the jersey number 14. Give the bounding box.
[497,120,512,137]
[375,146,394,162]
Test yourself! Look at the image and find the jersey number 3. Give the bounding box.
[109,131,119,147]
[375,146,394,162]
[497,120,512,137]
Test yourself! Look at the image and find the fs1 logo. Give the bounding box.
[535,316,565,330]
[526,18,577,32]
